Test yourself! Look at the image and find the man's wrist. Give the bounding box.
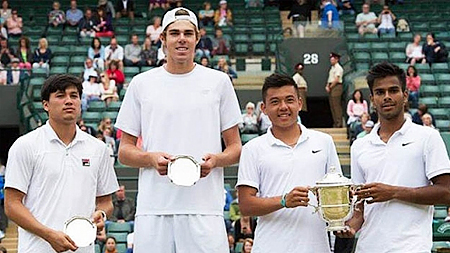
[97,210,107,222]
[280,193,288,208]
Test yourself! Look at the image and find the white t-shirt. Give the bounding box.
[105,45,124,61]
[378,13,394,29]
[146,25,163,42]
[327,63,343,83]
[5,122,119,253]
[115,64,242,216]
[82,81,102,97]
[293,73,307,89]
[356,12,377,28]
[406,43,424,58]
[351,119,450,253]
[236,124,341,253]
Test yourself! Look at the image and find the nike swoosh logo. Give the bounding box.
[312,150,322,154]
[402,142,414,146]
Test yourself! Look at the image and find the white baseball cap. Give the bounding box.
[162,7,198,32]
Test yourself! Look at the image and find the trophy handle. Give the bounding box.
[308,187,319,213]
[351,184,364,212]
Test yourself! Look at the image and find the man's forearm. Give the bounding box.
[239,194,283,217]
[216,142,241,168]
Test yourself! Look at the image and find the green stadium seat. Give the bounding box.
[115,26,129,35]
[435,74,450,85]
[352,43,370,52]
[435,206,448,219]
[119,89,126,100]
[70,45,87,54]
[235,242,243,253]
[70,56,87,66]
[436,120,450,131]
[419,97,438,108]
[345,33,360,42]
[107,222,132,233]
[107,232,128,243]
[31,102,44,112]
[398,32,413,42]
[107,101,122,111]
[241,134,258,144]
[46,26,63,36]
[420,85,440,97]
[32,89,41,101]
[440,85,450,96]
[140,66,153,72]
[95,244,101,253]
[61,35,78,45]
[441,132,450,157]
[49,66,67,75]
[430,23,448,32]
[32,68,48,78]
[396,63,409,71]
[87,101,106,112]
[250,34,267,43]
[433,220,450,241]
[51,56,70,67]
[355,63,370,71]
[379,33,396,39]
[431,63,449,73]
[52,46,71,56]
[234,43,249,56]
[389,52,406,62]
[252,43,266,55]
[123,67,140,77]
[68,66,84,76]
[428,108,449,120]
[411,22,428,32]
[116,243,127,253]
[432,241,450,252]
[234,33,249,43]
[102,111,119,122]
[353,52,371,63]
[439,97,450,108]
[371,52,388,62]
[371,42,388,52]
[420,74,436,85]
[363,33,378,40]
[29,77,45,87]
[415,64,431,74]
[388,41,406,51]
[82,112,102,124]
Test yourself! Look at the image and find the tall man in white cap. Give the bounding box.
[115,7,242,253]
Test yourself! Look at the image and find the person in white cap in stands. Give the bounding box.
[356,120,374,139]
[214,0,233,27]
[115,6,242,253]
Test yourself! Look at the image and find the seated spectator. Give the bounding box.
[406,34,426,65]
[168,0,183,8]
[0,0,11,24]
[198,1,214,27]
[78,8,98,38]
[229,191,240,222]
[104,236,118,253]
[6,9,22,37]
[245,0,263,8]
[0,22,7,39]
[32,38,52,74]
[346,89,368,126]
[412,104,436,126]
[95,226,107,252]
[77,119,97,136]
[115,0,135,20]
[100,72,119,105]
[211,28,230,56]
[287,0,311,38]
[320,0,340,30]
[356,120,374,138]
[98,117,115,135]
[103,127,116,152]
[88,37,106,71]
[82,74,102,111]
[227,233,235,253]
[124,34,144,67]
[16,36,32,70]
[95,7,114,38]
[406,65,420,108]
[110,185,136,224]
[215,57,237,79]
[234,216,256,242]
[257,110,271,134]
[423,33,448,64]
[0,37,13,66]
[126,232,134,253]
[196,27,213,59]
[106,59,125,92]
[422,113,435,129]
[239,102,258,134]
[140,37,157,67]
[199,56,211,68]
[214,0,233,27]
[146,16,162,48]
[148,0,168,12]
[98,0,116,19]
[105,37,124,70]
[377,5,396,35]
[47,1,66,28]
[83,57,98,81]
[66,0,83,27]
[7,58,26,85]
[242,238,253,253]
[157,46,166,66]
[337,0,355,15]
[350,112,370,143]
[0,66,7,85]
[355,4,377,36]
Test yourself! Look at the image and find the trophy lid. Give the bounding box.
[316,166,352,186]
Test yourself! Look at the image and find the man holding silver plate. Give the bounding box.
[237,73,342,252]
[115,7,242,253]
[5,74,119,252]
[337,62,450,252]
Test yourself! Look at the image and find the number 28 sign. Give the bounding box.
[303,53,319,65]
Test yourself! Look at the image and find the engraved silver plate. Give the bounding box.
[167,155,201,186]
[64,216,97,247]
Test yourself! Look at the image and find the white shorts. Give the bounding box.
[133,214,228,253]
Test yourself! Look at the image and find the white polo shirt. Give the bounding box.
[327,63,343,84]
[351,118,450,253]
[236,124,341,253]
[115,64,242,216]
[105,45,124,61]
[5,122,119,253]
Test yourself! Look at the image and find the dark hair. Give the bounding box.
[427,32,435,40]
[41,74,83,102]
[417,103,428,114]
[262,73,299,102]
[352,89,364,103]
[130,33,138,39]
[200,56,210,67]
[109,59,119,69]
[366,62,406,95]
[18,35,30,49]
[105,236,117,244]
[91,37,101,49]
[294,62,304,70]
[407,65,418,77]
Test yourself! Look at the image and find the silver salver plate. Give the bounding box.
[63,216,97,247]
[167,155,201,186]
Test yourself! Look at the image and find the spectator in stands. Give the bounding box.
[100,72,119,105]
[356,120,374,138]
[214,0,233,27]
[141,37,157,67]
[103,127,116,153]
[16,36,32,70]
[211,27,230,56]
[293,62,308,116]
[168,0,183,8]
[196,27,213,59]
[95,226,107,252]
[32,38,51,74]
[198,1,215,27]
[406,34,426,65]
[146,16,162,48]
[104,236,119,253]
[320,0,340,30]
[148,0,168,12]
[126,232,134,253]
[106,59,125,92]
[200,56,211,68]
[0,23,7,39]
[7,58,25,85]
[423,33,448,64]
[156,46,166,66]
[0,36,14,67]
[406,65,420,108]
[215,57,237,79]
[0,66,7,85]
[326,52,344,128]
[412,103,436,126]
[66,0,83,28]
[227,233,235,253]
[346,89,368,126]
[95,7,115,38]
[116,0,135,20]
[234,216,256,242]
[89,37,106,71]
[98,117,115,135]
[47,1,66,29]
[377,5,396,35]
[239,102,258,134]
[355,4,377,36]
[287,0,310,38]
[82,74,102,111]
[422,113,435,129]
[257,110,271,134]
[0,0,11,24]
[337,0,355,15]
[83,57,98,81]
[241,238,253,253]
[124,34,144,67]
[6,9,22,37]
[351,112,370,140]
[246,0,263,8]
[110,185,136,224]
[98,0,116,19]
[105,37,124,70]
[79,8,98,38]
[78,118,97,136]
[230,191,240,222]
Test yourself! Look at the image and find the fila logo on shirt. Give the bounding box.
[82,159,90,167]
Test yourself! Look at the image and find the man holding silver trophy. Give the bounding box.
[237,73,343,252]
[337,62,450,252]
[115,6,242,253]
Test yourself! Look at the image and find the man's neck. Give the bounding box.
[49,120,77,146]
[164,61,196,74]
[271,123,302,147]
[378,115,406,143]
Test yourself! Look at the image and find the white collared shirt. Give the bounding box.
[351,118,450,252]
[6,122,119,253]
[237,124,341,253]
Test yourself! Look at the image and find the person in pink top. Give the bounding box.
[346,89,368,126]
[406,65,421,108]
[6,9,22,37]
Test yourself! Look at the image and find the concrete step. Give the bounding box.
[3,222,18,252]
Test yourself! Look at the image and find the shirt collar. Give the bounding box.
[43,121,87,145]
[367,117,412,144]
[266,123,310,148]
